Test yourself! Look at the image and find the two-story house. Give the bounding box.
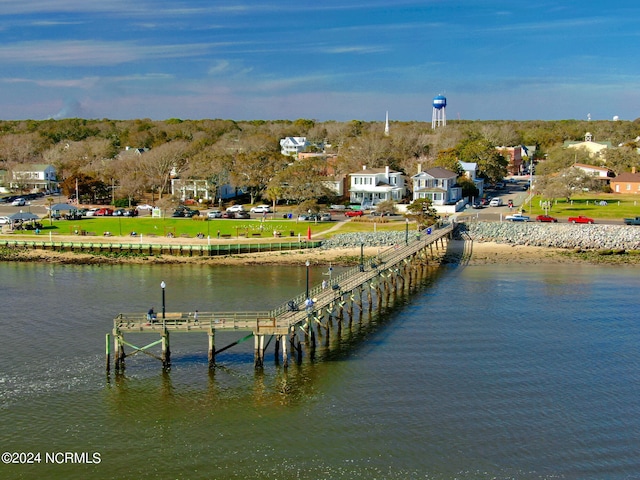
[349,166,406,207]
[10,164,57,192]
[280,137,311,157]
[411,167,461,206]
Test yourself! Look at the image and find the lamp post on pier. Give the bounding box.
[305,260,310,299]
[405,218,409,245]
[160,281,166,319]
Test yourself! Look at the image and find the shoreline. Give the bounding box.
[2,239,639,266]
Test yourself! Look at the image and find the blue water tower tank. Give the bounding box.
[432,95,447,110]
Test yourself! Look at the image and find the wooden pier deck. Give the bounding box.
[108,224,454,372]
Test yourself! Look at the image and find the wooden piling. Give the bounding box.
[161,331,171,369]
[281,334,288,368]
[105,333,111,373]
[208,328,215,369]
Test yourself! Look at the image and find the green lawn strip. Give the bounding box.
[27,217,338,239]
[525,194,640,219]
[9,216,411,240]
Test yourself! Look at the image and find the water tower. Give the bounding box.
[431,94,447,129]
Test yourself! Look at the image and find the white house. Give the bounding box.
[280,137,310,157]
[571,163,614,179]
[171,178,238,201]
[10,164,57,192]
[322,174,347,197]
[571,163,614,188]
[459,161,484,196]
[412,167,462,206]
[348,166,406,207]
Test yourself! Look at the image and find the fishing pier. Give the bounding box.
[106,224,454,372]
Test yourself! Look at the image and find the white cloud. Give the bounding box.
[0,40,216,66]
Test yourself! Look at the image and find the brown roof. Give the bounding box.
[612,172,640,182]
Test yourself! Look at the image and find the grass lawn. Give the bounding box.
[23,216,411,239]
[524,193,640,219]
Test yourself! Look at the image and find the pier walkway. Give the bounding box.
[108,224,454,371]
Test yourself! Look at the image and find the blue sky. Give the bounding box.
[0,1,637,122]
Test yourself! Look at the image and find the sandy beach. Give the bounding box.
[2,235,624,266]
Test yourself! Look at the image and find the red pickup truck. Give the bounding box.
[344,210,364,217]
[567,215,594,224]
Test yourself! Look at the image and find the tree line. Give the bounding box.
[1,117,639,207]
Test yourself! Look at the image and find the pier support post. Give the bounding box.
[113,333,124,373]
[281,334,288,368]
[105,333,111,373]
[254,334,265,368]
[208,328,216,369]
[162,330,171,370]
[296,338,302,364]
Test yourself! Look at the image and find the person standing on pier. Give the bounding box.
[305,297,314,313]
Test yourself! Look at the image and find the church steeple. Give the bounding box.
[384,111,390,136]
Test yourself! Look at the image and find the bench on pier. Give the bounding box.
[220,234,232,239]
[251,233,262,237]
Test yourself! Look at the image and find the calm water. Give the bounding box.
[0,260,639,479]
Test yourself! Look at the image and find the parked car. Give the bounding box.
[94,208,114,216]
[85,208,100,217]
[0,216,11,225]
[536,214,558,223]
[505,213,530,222]
[489,197,503,207]
[319,213,332,222]
[226,204,246,213]
[172,206,199,218]
[345,210,364,217]
[123,209,138,217]
[11,198,26,206]
[207,210,222,219]
[250,205,271,214]
[471,202,485,209]
[222,211,236,219]
[235,211,251,219]
[136,204,154,211]
[568,215,594,224]
[113,208,126,216]
[623,216,640,226]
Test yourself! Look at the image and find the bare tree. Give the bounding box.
[140,141,189,200]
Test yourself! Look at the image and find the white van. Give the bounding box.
[489,197,503,207]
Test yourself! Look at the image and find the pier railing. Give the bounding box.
[269,224,453,318]
[114,311,275,331]
[0,239,322,256]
